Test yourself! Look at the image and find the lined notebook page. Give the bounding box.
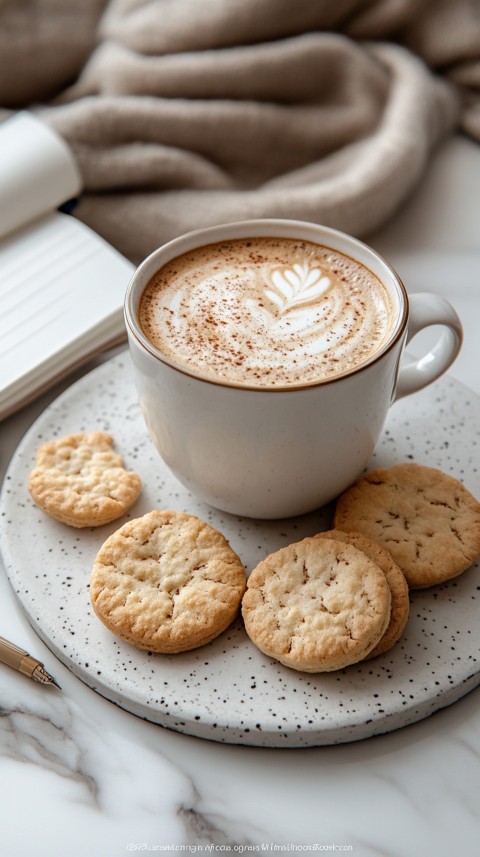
[0,211,134,418]
[0,111,81,241]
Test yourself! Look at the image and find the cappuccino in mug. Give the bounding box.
[139,237,396,388]
[126,219,462,518]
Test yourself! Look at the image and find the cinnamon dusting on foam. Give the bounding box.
[139,237,396,387]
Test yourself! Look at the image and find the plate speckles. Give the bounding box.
[1,353,479,747]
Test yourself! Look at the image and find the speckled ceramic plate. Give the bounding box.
[1,352,480,747]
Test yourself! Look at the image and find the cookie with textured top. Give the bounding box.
[90,510,246,653]
[28,432,141,528]
[241,536,391,673]
[334,463,480,588]
[315,529,409,658]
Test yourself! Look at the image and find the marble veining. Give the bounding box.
[2,646,480,856]
[0,681,263,853]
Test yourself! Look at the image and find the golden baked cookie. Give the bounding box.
[334,463,480,588]
[315,529,409,658]
[90,510,246,653]
[241,536,391,673]
[28,431,141,528]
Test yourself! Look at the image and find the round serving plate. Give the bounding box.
[1,351,479,747]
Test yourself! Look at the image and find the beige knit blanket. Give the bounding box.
[1,0,479,263]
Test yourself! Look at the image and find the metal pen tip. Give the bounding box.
[0,635,63,690]
[32,663,62,689]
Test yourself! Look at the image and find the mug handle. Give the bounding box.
[394,292,463,401]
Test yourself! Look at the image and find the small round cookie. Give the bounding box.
[334,463,480,588]
[28,432,141,528]
[90,510,246,653]
[241,536,391,673]
[315,529,409,659]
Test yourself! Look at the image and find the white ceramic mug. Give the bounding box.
[125,219,463,519]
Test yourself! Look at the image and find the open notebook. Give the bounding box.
[0,112,134,421]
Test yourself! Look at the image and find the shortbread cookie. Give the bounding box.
[334,463,480,588]
[28,432,141,528]
[241,537,391,672]
[90,510,246,653]
[315,529,409,658]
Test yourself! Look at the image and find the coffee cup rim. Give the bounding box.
[124,219,409,392]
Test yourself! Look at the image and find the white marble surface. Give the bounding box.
[1,135,480,856]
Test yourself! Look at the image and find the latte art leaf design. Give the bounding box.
[264,263,331,315]
[140,237,392,387]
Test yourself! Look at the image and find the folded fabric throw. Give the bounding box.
[0,0,479,262]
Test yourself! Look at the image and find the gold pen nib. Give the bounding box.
[0,636,62,689]
[32,664,62,690]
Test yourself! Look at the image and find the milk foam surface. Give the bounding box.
[139,237,396,387]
